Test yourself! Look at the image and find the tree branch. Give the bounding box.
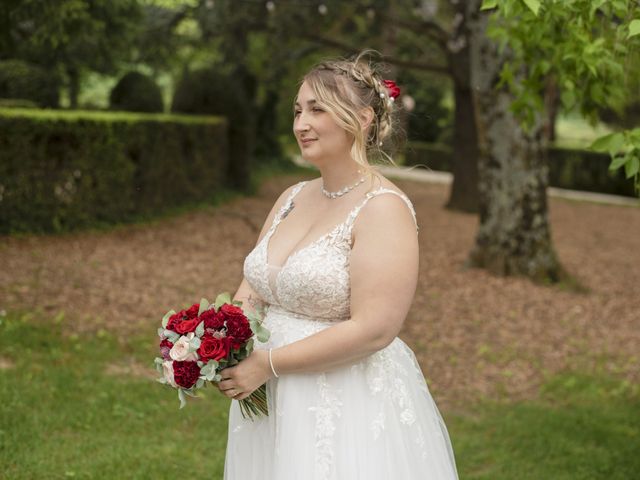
[300,33,451,76]
[378,11,450,51]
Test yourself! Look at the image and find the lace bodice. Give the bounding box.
[243,180,419,321]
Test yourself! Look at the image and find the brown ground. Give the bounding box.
[1,172,639,410]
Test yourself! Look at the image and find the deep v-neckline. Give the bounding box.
[264,181,369,273]
[264,219,347,272]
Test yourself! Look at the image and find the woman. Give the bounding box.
[217,53,459,479]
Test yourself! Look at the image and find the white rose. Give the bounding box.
[169,333,198,361]
[162,361,177,388]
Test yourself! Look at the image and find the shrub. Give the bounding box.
[172,68,252,190]
[109,71,164,113]
[0,108,228,234]
[0,60,59,108]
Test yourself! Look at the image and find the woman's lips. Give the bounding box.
[300,138,317,147]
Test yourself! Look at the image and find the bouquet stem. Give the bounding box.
[238,383,269,420]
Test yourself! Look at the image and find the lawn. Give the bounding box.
[1,310,638,479]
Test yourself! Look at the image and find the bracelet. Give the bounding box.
[268,348,279,378]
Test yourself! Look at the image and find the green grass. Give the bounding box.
[0,312,231,479]
[449,372,640,479]
[1,311,639,479]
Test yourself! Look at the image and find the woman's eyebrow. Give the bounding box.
[294,99,318,107]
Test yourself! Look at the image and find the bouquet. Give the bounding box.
[154,292,270,419]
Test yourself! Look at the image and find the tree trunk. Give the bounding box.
[446,73,480,212]
[466,3,565,282]
[67,65,79,109]
[445,1,480,213]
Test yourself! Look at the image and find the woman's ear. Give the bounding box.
[359,106,375,131]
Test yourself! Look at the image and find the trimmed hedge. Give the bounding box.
[0,108,228,234]
[404,141,637,197]
[172,68,252,191]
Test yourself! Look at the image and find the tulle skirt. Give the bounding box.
[223,305,459,480]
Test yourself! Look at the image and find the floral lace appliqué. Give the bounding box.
[308,373,343,480]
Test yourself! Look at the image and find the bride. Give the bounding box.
[216,52,459,479]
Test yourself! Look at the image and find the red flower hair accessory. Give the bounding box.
[382,79,401,101]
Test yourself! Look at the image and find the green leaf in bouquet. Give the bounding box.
[162,310,176,329]
[157,327,165,338]
[214,292,232,309]
[195,321,205,338]
[157,376,167,384]
[164,330,180,343]
[244,338,254,353]
[198,298,210,316]
[196,378,205,389]
[213,373,222,382]
[189,336,201,350]
[178,389,186,409]
[250,321,271,343]
[183,388,198,398]
[200,361,219,381]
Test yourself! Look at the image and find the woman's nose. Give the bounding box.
[294,114,310,133]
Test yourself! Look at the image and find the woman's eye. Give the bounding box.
[312,108,324,113]
[294,110,301,116]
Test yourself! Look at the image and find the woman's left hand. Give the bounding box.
[216,349,273,401]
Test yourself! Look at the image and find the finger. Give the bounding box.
[226,389,242,399]
[217,380,233,390]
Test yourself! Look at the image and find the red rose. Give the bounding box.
[166,308,202,334]
[166,310,185,331]
[172,360,201,389]
[200,309,225,331]
[173,317,201,334]
[159,338,173,360]
[185,303,200,319]
[382,79,401,99]
[197,334,229,361]
[223,306,252,345]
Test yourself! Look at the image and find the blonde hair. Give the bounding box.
[299,51,401,189]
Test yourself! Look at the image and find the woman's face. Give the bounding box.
[293,80,353,165]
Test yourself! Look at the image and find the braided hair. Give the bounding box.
[299,51,400,185]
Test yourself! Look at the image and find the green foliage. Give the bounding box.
[484,0,640,193]
[0,0,142,106]
[0,108,228,234]
[0,59,59,107]
[172,68,252,190]
[109,71,164,113]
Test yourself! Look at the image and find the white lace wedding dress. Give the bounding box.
[224,180,459,479]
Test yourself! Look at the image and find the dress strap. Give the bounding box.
[345,188,419,234]
[269,180,309,231]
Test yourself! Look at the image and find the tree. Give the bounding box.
[463,0,562,281]
[1,0,142,108]
[481,0,640,193]
[466,0,640,282]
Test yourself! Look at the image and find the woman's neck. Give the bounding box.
[318,159,364,193]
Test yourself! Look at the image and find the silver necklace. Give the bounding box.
[322,175,366,199]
